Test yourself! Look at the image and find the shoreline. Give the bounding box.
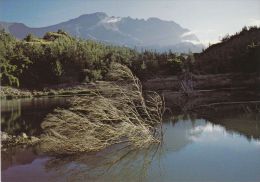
[2,73,259,100]
[0,82,99,99]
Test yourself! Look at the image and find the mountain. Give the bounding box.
[0,12,203,52]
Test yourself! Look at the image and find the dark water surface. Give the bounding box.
[1,96,260,182]
[1,97,70,136]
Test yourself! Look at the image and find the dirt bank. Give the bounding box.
[143,73,260,91]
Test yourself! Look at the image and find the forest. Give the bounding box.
[0,26,259,89]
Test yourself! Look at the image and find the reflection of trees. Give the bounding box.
[1,99,22,135]
[44,144,163,182]
[42,119,207,181]
[195,104,260,140]
[210,113,260,140]
[1,145,41,170]
[4,118,205,181]
[3,103,259,181]
[1,97,70,136]
[162,118,205,152]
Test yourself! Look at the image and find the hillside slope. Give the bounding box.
[194,27,260,74]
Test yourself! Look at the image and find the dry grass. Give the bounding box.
[40,63,164,155]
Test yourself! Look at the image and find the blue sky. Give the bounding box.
[0,0,259,45]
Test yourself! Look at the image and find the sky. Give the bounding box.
[0,0,260,45]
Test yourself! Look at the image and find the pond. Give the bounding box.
[1,95,260,182]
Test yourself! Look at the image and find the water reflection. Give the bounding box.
[1,97,260,181]
[195,104,260,140]
[2,146,42,171]
[1,97,70,136]
[2,116,260,182]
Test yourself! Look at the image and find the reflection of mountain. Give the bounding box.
[163,119,206,152]
[164,90,260,140]
[1,146,39,170]
[193,103,260,140]
[207,113,260,140]
[0,12,204,52]
[1,99,21,134]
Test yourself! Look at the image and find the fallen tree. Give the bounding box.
[40,63,164,155]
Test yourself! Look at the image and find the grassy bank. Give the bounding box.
[0,84,93,99]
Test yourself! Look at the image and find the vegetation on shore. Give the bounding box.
[0,85,93,99]
[0,29,184,88]
[1,131,40,149]
[1,26,259,91]
[0,86,32,99]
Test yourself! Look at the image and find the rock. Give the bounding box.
[1,131,40,148]
[30,136,40,143]
[1,132,11,142]
[21,133,28,139]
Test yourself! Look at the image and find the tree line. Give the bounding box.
[1,26,259,88]
[0,29,184,88]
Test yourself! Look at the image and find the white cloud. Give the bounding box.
[189,123,225,142]
[181,31,196,37]
[181,29,216,38]
[182,40,202,45]
[105,17,121,23]
[183,39,219,47]
[254,140,260,147]
[181,29,220,47]
[202,39,220,46]
[191,123,223,133]
[248,18,260,26]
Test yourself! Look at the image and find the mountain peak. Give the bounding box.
[147,17,161,22]
[78,12,108,20]
[1,13,203,52]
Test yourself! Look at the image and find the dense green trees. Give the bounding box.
[1,27,259,88]
[0,30,31,87]
[0,30,185,88]
[0,30,135,87]
[131,50,184,78]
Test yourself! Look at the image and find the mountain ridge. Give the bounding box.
[0,12,203,52]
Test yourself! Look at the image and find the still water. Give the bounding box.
[1,97,70,136]
[1,97,260,182]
